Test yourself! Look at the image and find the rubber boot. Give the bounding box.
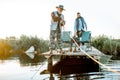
[59,48,62,54]
[73,47,77,52]
[70,47,72,52]
[49,48,53,54]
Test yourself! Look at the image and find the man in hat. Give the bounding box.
[49,5,65,53]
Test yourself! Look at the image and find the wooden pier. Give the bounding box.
[40,46,109,80]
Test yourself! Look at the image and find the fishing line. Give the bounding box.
[30,58,48,80]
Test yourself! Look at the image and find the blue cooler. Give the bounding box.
[81,31,91,43]
[81,31,92,51]
[62,31,72,42]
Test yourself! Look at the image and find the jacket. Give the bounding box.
[74,17,87,32]
[50,11,65,30]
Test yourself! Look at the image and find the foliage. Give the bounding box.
[7,35,49,53]
[0,35,49,59]
[0,34,120,59]
[0,39,13,59]
[91,35,120,56]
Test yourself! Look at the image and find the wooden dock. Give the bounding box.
[40,46,111,80]
[40,46,104,56]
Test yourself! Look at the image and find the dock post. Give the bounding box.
[48,50,54,80]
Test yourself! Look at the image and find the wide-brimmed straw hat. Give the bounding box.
[56,5,65,10]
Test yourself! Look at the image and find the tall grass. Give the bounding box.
[13,35,49,53]
[91,35,120,56]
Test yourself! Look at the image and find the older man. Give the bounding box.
[49,5,65,53]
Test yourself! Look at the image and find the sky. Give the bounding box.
[0,0,120,39]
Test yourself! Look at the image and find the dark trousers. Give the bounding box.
[70,30,84,48]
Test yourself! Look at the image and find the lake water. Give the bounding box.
[0,57,120,80]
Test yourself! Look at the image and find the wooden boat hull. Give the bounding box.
[51,56,99,75]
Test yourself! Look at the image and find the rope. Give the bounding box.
[63,28,120,75]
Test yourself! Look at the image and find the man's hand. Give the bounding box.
[83,27,87,31]
[74,31,77,36]
[61,20,65,26]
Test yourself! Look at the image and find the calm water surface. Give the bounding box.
[0,57,120,80]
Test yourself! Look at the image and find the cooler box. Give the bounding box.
[81,31,91,43]
[62,31,72,42]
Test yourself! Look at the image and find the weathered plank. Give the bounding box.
[40,46,104,56]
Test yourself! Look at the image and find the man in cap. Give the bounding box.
[49,5,65,53]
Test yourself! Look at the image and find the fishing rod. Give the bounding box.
[30,58,48,80]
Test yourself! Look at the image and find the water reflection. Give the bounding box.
[18,53,46,66]
[0,55,120,80]
[0,56,47,80]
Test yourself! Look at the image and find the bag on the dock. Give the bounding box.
[72,36,80,43]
